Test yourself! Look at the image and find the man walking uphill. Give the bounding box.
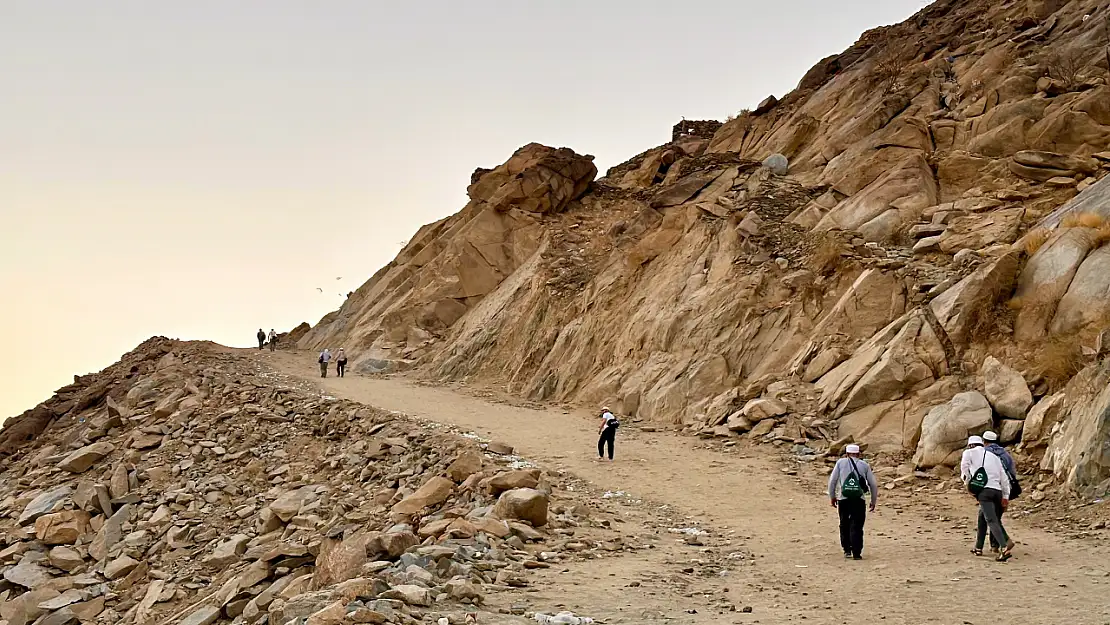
[256,329,266,350]
[828,444,879,560]
[961,435,1015,561]
[267,329,277,352]
[318,348,332,378]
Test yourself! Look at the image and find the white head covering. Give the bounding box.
[982,430,998,442]
[967,435,984,446]
[845,444,861,454]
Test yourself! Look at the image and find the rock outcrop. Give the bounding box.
[287,0,1110,493]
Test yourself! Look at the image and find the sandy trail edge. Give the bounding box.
[262,349,1110,625]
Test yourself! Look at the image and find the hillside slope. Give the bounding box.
[298,0,1110,493]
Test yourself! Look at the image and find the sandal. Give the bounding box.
[970,548,983,556]
[997,541,1015,562]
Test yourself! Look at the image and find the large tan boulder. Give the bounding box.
[913,391,994,468]
[391,477,454,515]
[981,356,1033,419]
[493,488,549,526]
[467,143,597,215]
[1014,227,1097,341]
[1049,246,1110,337]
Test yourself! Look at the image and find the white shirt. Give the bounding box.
[601,411,617,426]
[320,350,331,362]
[268,331,277,340]
[960,446,1011,498]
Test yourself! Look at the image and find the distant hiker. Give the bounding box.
[828,444,879,560]
[256,329,266,350]
[318,348,332,378]
[267,329,278,352]
[597,407,619,461]
[974,431,1021,556]
[336,348,348,378]
[961,435,1015,561]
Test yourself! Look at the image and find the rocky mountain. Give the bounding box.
[299,0,1110,493]
[0,339,638,625]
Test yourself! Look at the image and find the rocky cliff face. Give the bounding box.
[302,0,1110,488]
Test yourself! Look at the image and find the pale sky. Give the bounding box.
[0,0,927,419]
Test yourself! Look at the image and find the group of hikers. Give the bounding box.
[317,348,348,378]
[252,329,349,379]
[256,329,278,351]
[596,405,1019,562]
[828,430,1018,562]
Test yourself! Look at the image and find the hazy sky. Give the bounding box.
[0,0,927,419]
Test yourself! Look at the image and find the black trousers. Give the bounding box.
[337,361,346,377]
[258,338,265,350]
[598,426,616,459]
[268,340,276,352]
[976,487,1009,549]
[838,497,867,556]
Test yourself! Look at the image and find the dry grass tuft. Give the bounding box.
[874,47,907,94]
[1062,214,1081,228]
[1007,296,1025,311]
[1030,338,1085,392]
[1023,228,1051,256]
[1076,212,1105,228]
[311,533,370,591]
[1097,223,1110,247]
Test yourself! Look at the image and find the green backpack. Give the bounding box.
[841,459,865,499]
[967,452,989,495]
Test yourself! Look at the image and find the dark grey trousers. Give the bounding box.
[976,487,1009,549]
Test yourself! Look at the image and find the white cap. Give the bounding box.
[845,444,861,454]
[982,430,999,442]
[967,435,984,446]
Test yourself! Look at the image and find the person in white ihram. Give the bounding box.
[961,435,1015,562]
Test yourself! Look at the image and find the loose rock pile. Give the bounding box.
[0,341,614,625]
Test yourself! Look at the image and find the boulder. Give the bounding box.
[56,442,115,473]
[104,555,140,579]
[1012,150,1099,176]
[486,441,514,455]
[203,534,250,568]
[0,587,61,625]
[378,585,432,607]
[445,451,484,482]
[18,485,72,526]
[486,469,540,495]
[88,503,129,562]
[1023,393,1066,445]
[493,488,549,526]
[375,531,420,558]
[1049,246,1110,337]
[741,398,788,422]
[47,546,85,572]
[929,251,1022,344]
[34,510,91,545]
[3,561,53,589]
[467,143,596,215]
[762,153,789,175]
[1042,365,1110,492]
[914,391,994,468]
[999,419,1025,444]
[1014,227,1097,341]
[269,487,316,522]
[802,348,847,383]
[390,476,454,515]
[981,356,1033,419]
[178,606,222,625]
[938,207,1024,252]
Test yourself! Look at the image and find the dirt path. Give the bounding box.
[265,349,1110,625]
